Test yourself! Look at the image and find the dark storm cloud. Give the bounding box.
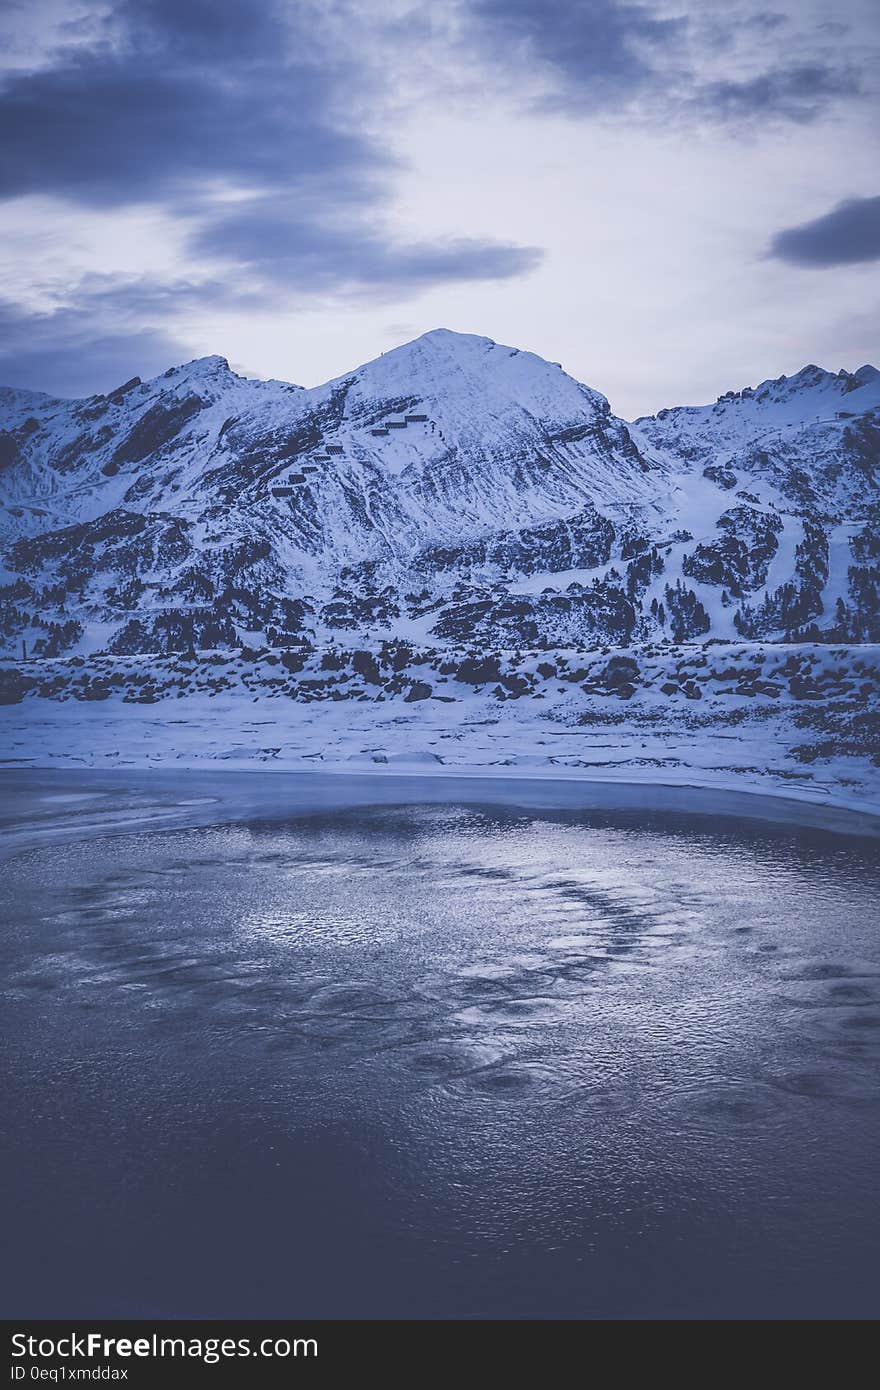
[2,0,875,394]
[0,0,539,295]
[769,196,880,267]
[0,2,381,206]
[192,200,542,293]
[0,274,249,396]
[0,59,377,206]
[0,297,189,398]
[467,0,682,107]
[121,0,289,60]
[463,0,865,124]
[691,63,858,125]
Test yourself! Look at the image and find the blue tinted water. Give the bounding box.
[2,793,878,1318]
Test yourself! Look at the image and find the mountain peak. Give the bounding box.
[159,354,234,382]
[371,327,502,368]
[336,327,611,436]
[1,326,877,674]
[754,361,880,398]
[123,354,243,402]
[415,327,497,348]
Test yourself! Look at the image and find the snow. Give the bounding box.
[825,522,861,614]
[1,690,877,830]
[632,363,880,520]
[509,561,620,595]
[635,363,880,448]
[0,328,876,827]
[0,328,660,567]
[2,641,878,822]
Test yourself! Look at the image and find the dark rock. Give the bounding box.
[0,670,33,704]
[499,673,531,697]
[455,655,502,685]
[405,680,432,702]
[352,649,382,685]
[108,394,204,468]
[788,674,820,699]
[107,376,142,404]
[703,463,737,489]
[600,654,640,689]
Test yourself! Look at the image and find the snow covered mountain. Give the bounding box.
[2,329,878,811]
[1,329,877,663]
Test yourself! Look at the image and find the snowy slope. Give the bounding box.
[633,363,880,514]
[0,331,877,665]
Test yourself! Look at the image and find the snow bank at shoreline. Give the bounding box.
[2,759,878,869]
[2,640,878,826]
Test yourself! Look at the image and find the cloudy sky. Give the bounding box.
[0,0,877,416]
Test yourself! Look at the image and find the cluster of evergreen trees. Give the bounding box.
[108,609,238,656]
[734,518,829,640]
[654,582,710,641]
[31,620,83,657]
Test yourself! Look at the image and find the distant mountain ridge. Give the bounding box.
[1,329,878,662]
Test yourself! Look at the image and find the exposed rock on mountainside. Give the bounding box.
[1,331,877,809]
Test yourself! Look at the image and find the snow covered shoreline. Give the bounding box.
[2,704,877,816]
[2,332,877,844]
[3,639,878,823]
[2,741,878,867]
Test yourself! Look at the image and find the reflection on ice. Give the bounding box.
[2,794,880,1318]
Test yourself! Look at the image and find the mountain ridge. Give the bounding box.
[2,328,878,813]
[2,327,876,410]
[1,327,878,666]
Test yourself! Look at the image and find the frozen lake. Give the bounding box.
[2,772,879,1318]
